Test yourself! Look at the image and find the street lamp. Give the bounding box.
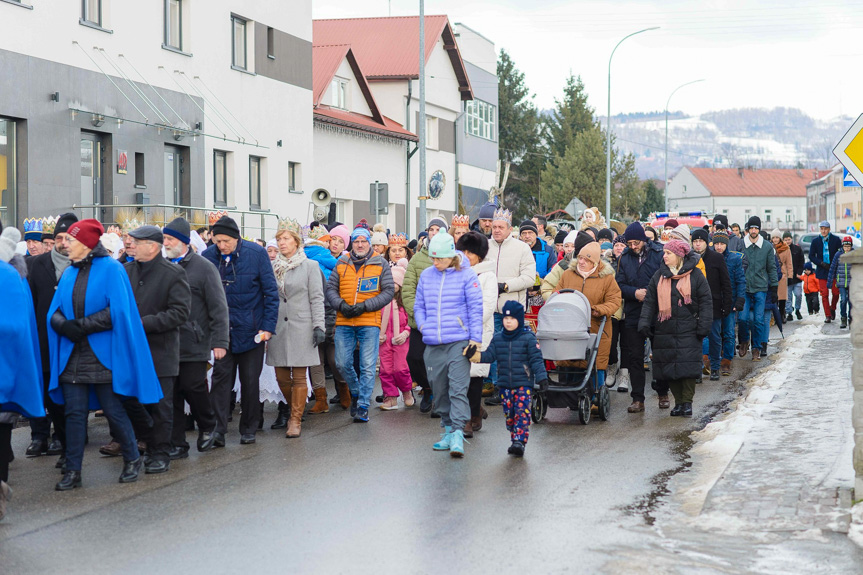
[664,79,705,211]
[606,27,658,221]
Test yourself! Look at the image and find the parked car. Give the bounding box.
[799,232,861,256]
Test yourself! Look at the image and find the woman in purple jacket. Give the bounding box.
[414,231,483,457]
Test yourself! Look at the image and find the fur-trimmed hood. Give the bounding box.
[567,257,615,278]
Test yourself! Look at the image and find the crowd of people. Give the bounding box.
[0,202,854,520]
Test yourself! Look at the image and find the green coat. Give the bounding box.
[743,235,778,293]
[402,246,432,328]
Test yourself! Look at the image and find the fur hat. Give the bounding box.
[455,230,490,260]
[664,239,690,258]
[391,258,409,287]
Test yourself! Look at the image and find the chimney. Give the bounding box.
[814,170,819,179]
[737,167,744,178]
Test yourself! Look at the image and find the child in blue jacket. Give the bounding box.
[467,300,548,457]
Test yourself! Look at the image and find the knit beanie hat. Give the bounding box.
[554,229,569,244]
[427,217,448,232]
[578,241,602,266]
[478,202,497,220]
[664,239,690,258]
[355,218,370,231]
[68,219,105,249]
[54,213,79,237]
[804,262,814,271]
[501,300,525,331]
[211,215,241,240]
[713,214,729,229]
[163,217,191,244]
[624,221,648,243]
[664,218,679,229]
[0,224,19,263]
[428,230,456,258]
[350,227,371,242]
[601,241,613,250]
[768,228,782,240]
[745,216,761,231]
[597,228,614,242]
[328,224,350,247]
[782,231,793,239]
[266,239,277,250]
[691,228,709,243]
[519,219,538,235]
[670,224,691,243]
[370,223,388,246]
[391,258,409,287]
[712,231,729,245]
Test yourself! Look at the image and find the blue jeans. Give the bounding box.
[63,383,138,472]
[839,286,852,319]
[489,312,503,386]
[738,291,768,348]
[702,312,737,368]
[789,282,803,312]
[335,325,380,409]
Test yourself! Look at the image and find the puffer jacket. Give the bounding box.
[799,271,820,294]
[828,247,854,289]
[638,251,713,381]
[202,239,279,354]
[478,327,547,390]
[487,235,536,313]
[414,254,483,346]
[471,260,499,378]
[402,244,432,328]
[698,247,733,318]
[615,240,664,327]
[723,250,746,302]
[305,243,338,280]
[530,238,556,279]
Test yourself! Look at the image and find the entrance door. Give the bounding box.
[165,145,183,206]
[80,133,104,219]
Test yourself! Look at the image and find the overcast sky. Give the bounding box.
[313,0,863,121]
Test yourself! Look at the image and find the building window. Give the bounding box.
[214,150,227,206]
[267,27,275,58]
[165,0,182,50]
[330,78,348,109]
[0,118,17,228]
[464,99,497,141]
[135,153,145,187]
[786,209,792,223]
[288,162,299,192]
[426,116,439,150]
[82,0,102,26]
[249,156,261,209]
[232,15,247,70]
[764,209,772,223]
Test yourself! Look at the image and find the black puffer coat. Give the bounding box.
[698,248,732,318]
[638,251,713,381]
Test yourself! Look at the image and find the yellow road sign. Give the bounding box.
[834,114,863,186]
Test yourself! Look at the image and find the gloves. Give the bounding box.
[734,297,745,312]
[462,342,482,363]
[312,327,326,347]
[537,379,550,392]
[819,262,830,270]
[769,285,778,304]
[61,319,87,343]
[353,302,366,315]
[50,310,67,333]
[339,303,364,318]
[497,282,508,295]
[339,302,353,317]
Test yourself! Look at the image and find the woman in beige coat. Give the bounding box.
[771,228,793,319]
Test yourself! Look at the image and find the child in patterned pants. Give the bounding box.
[468,301,547,457]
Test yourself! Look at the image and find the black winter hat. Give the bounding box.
[455,230,490,261]
[573,232,596,258]
[624,221,648,243]
[597,228,614,242]
[554,229,569,244]
[54,213,78,238]
[746,216,761,231]
[691,228,709,243]
[163,217,191,244]
[502,300,525,331]
[782,231,793,239]
[211,215,241,240]
[713,213,728,229]
[518,219,538,235]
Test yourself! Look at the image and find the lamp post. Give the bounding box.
[418,0,427,233]
[664,79,705,211]
[606,27,658,221]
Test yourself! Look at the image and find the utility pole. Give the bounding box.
[418,0,427,233]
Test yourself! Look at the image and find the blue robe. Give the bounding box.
[0,261,45,418]
[47,255,163,409]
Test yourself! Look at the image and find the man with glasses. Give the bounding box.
[202,215,279,444]
[615,222,664,413]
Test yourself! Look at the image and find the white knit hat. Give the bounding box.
[0,227,21,263]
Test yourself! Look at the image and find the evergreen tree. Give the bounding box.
[540,126,606,212]
[546,74,595,161]
[641,179,665,217]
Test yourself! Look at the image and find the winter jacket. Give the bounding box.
[414,254,483,346]
[487,235,536,313]
[809,233,842,280]
[28,251,67,372]
[799,272,820,294]
[471,260,499,378]
[267,257,325,368]
[541,253,571,302]
[402,244,432,328]
[638,251,713,381]
[176,249,229,363]
[202,239,279,354]
[530,238,556,279]
[723,250,746,303]
[326,251,394,328]
[305,243,338,280]
[828,248,854,289]
[556,259,622,370]
[125,255,191,378]
[615,240,664,327]
[788,243,805,286]
[478,327,547,390]
[774,243,793,301]
[698,248,733,318]
[742,234,778,293]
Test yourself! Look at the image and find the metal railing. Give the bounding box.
[71,202,280,239]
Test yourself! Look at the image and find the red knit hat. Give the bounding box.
[67,219,105,249]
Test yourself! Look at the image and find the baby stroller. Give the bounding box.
[533,290,608,425]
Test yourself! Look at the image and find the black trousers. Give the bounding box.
[806,292,820,314]
[144,377,175,462]
[0,423,12,483]
[468,376,484,418]
[212,345,265,436]
[172,362,216,450]
[621,325,651,402]
[407,329,429,392]
[29,371,67,447]
[608,318,620,367]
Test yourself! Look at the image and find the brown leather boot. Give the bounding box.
[470,406,488,432]
[702,354,710,375]
[463,421,474,438]
[287,384,306,438]
[308,388,329,415]
[337,382,351,410]
[720,358,732,376]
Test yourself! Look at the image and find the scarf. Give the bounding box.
[775,241,789,254]
[379,300,402,340]
[50,247,71,283]
[576,263,598,279]
[822,236,831,265]
[272,249,307,297]
[657,267,692,323]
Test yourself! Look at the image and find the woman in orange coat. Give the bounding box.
[555,242,622,387]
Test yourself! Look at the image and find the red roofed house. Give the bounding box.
[314,16,473,235]
[666,167,809,234]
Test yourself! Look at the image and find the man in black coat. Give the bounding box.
[692,229,732,381]
[162,218,229,457]
[784,231,805,321]
[24,213,77,461]
[124,225,190,474]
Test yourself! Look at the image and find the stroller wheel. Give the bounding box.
[578,395,591,425]
[598,386,611,421]
[531,393,545,423]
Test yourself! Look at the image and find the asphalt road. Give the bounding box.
[0,336,774,574]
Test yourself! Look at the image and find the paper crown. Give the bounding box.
[278,218,302,236]
[389,232,408,247]
[308,225,330,242]
[301,224,312,239]
[492,208,512,224]
[41,216,58,236]
[451,214,470,228]
[23,218,44,233]
[208,210,229,226]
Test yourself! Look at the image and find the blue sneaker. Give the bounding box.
[350,395,358,418]
[433,426,453,450]
[353,406,369,423]
[449,429,465,458]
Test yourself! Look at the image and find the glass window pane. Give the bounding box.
[85,0,101,24]
[250,157,260,207]
[214,152,226,204]
[233,18,246,69]
[1,119,16,228]
[168,0,181,48]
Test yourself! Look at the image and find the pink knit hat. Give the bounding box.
[391,258,409,287]
[664,239,690,258]
[328,224,350,247]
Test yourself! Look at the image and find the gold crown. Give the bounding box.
[41,216,58,236]
[389,232,408,247]
[278,218,302,235]
[451,214,470,228]
[492,208,512,224]
[208,210,228,226]
[115,208,146,233]
[309,226,330,241]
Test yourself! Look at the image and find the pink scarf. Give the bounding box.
[380,300,401,338]
[657,269,692,323]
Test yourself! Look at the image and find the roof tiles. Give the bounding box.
[688,167,810,197]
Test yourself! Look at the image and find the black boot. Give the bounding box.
[710,369,720,381]
[119,458,143,483]
[670,404,683,416]
[419,391,434,413]
[25,439,47,457]
[329,392,341,405]
[484,387,502,406]
[270,402,289,429]
[841,318,848,329]
[56,470,82,491]
[795,310,802,320]
[681,403,693,418]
